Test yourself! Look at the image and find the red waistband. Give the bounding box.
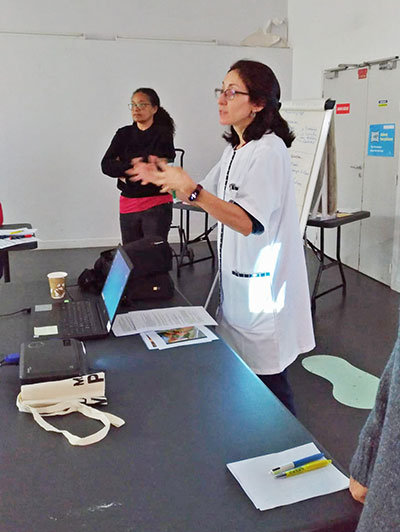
[120,194,172,214]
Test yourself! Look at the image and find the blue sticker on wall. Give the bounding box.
[368,123,395,157]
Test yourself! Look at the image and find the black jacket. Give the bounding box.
[101,122,175,198]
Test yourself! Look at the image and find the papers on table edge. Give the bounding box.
[227,442,349,511]
[0,227,38,249]
[112,306,217,337]
[141,325,218,350]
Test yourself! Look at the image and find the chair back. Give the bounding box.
[174,148,185,167]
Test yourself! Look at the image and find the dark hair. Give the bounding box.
[133,87,175,134]
[222,60,294,148]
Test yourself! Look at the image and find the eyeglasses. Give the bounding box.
[214,88,249,100]
[128,102,151,110]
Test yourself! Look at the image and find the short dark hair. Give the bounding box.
[133,87,175,135]
[222,60,294,148]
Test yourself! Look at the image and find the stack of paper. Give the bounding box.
[0,227,38,249]
[112,306,219,349]
[227,442,349,511]
[113,306,216,336]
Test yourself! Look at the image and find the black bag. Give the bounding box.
[123,272,174,304]
[78,237,174,302]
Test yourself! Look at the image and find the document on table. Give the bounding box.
[141,325,218,350]
[0,227,38,249]
[227,442,349,511]
[112,306,218,337]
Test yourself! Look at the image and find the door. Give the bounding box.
[359,62,400,285]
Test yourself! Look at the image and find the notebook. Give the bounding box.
[33,245,133,340]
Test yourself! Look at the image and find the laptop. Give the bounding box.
[33,245,133,340]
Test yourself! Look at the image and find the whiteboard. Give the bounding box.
[281,100,334,235]
[0,34,292,248]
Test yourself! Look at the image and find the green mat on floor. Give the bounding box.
[302,355,380,409]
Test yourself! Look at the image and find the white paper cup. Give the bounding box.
[47,271,68,299]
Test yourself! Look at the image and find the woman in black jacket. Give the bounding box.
[101,88,175,244]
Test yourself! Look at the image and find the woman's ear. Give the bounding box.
[253,104,264,113]
[252,98,266,114]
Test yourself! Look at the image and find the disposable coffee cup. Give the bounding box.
[47,271,68,299]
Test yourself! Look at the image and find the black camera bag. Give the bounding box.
[78,237,174,302]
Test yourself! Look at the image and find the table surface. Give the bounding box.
[0,281,361,532]
[307,210,370,229]
[172,201,205,213]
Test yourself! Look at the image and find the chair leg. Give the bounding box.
[0,251,10,282]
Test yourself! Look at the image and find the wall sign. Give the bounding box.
[368,123,395,157]
[336,103,350,114]
[358,68,368,79]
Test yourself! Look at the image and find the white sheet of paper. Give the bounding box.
[35,304,53,312]
[112,306,217,337]
[140,333,158,350]
[0,227,34,236]
[34,325,58,336]
[227,442,349,511]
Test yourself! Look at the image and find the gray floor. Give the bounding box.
[3,240,399,472]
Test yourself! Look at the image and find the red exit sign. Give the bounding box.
[358,67,368,79]
[336,103,350,114]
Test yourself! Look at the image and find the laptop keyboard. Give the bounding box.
[57,300,102,336]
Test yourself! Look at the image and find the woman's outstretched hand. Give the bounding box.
[126,155,196,199]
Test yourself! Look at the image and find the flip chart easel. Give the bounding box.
[280,99,337,235]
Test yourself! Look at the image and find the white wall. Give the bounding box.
[1,0,290,249]
[288,0,400,99]
[1,0,287,45]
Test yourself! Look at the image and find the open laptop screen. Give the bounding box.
[101,246,133,322]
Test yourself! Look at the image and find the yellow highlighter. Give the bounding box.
[275,459,332,479]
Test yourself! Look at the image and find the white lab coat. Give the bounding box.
[200,133,315,374]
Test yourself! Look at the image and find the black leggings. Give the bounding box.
[119,202,172,245]
[257,369,296,416]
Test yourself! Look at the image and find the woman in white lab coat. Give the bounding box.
[127,60,315,414]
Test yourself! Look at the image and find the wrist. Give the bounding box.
[188,183,203,202]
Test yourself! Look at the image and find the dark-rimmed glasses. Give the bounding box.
[128,102,151,110]
[214,88,249,100]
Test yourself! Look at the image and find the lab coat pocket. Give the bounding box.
[222,270,274,330]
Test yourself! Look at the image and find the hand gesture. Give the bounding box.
[125,157,156,183]
[128,156,196,197]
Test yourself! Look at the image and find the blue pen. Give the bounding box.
[271,452,325,475]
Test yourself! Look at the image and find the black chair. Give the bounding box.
[169,148,187,272]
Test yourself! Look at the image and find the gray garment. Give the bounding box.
[349,331,400,532]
